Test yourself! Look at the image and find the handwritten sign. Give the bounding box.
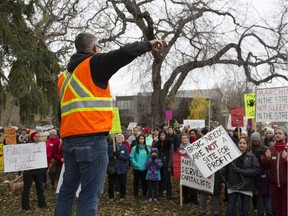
[255,87,288,122]
[244,93,255,118]
[3,142,47,172]
[127,122,137,131]
[109,108,122,134]
[4,128,16,144]
[180,157,215,194]
[183,119,205,129]
[184,125,241,178]
[230,108,244,127]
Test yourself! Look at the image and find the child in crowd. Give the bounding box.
[146,148,162,202]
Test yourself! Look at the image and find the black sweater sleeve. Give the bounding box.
[90,41,151,88]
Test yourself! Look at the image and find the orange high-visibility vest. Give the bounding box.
[58,57,113,138]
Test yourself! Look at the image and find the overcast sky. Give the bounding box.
[108,0,288,97]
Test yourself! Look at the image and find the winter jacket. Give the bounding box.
[261,143,288,188]
[146,158,162,181]
[220,151,260,192]
[154,140,173,168]
[46,136,60,166]
[130,145,150,171]
[107,143,129,174]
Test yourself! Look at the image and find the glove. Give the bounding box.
[232,167,242,174]
[151,155,157,161]
[113,151,120,157]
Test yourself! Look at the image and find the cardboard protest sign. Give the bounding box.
[255,86,288,122]
[184,125,241,178]
[109,107,122,134]
[0,144,3,172]
[3,142,47,172]
[230,108,244,127]
[180,157,215,194]
[183,119,205,129]
[4,128,17,144]
[244,93,255,118]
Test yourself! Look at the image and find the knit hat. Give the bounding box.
[276,127,288,136]
[265,128,274,135]
[49,129,57,136]
[234,127,242,133]
[151,148,158,153]
[250,132,261,142]
[30,131,39,142]
[143,127,150,134]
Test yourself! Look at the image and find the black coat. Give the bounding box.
[220,151,260,192]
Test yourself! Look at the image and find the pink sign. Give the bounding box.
[166,110,172,120]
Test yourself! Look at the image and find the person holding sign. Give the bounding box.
[220,137,259,216]
[261,127,287,216]
[55,32,163,216]
[21,131,47,211]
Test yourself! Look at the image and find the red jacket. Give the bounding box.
[261,142,287,188]
[46,136,60,166]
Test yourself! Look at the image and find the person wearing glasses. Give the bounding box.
[55,32,163,216]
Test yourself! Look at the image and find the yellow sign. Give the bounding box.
[244,93,255,118]
[0,144,3,172]
[109,108,122,134]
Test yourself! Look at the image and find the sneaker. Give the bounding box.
[109,199,113,202]
[120,198,125,201]
[154,198,158,202]
[149,198,152,202]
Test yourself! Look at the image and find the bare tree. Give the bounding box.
[87,0,287,127]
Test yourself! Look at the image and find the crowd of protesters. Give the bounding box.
[2,123,287,215]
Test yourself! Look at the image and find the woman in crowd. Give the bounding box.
[220,137,260,216]
[107,134,130,201]
[154,130,173,200]
[21,131,47,211]
[130,134,150,198]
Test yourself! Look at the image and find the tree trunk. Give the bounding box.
[151,90,166,129]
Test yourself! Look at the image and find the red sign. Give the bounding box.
[230,108,244,127]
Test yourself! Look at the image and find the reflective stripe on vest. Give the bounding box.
[60,71,112,117]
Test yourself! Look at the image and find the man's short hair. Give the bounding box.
[75,33,97,53]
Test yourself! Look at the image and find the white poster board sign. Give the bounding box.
[184,125,241,178]
[56,164,81,197]
[127,122,138,131]
[180,157,215,194]
[183,119,205,129]
[3,142,47,172]
[255,86,288,122]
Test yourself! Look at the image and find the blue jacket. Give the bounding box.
[107,143,129,174]
[146,158,162,181]
[130,145,150,171]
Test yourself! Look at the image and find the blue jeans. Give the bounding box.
[226,192,251,216]
[257,194,273,216]
[54,135,108,216]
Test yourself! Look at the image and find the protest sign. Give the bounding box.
[3,142,47,172]
[230,108,244,127]
[127,122,137,131]
[4,127,17,144]
[184,125,241,178]
[226,114,247,131]
[0,144,3,172]
[183,119,205,129]
[255,86,288,122]
[180,157,215,194]
[244,93,255,118]
[109,107,122,134]
[166,110,172,121]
